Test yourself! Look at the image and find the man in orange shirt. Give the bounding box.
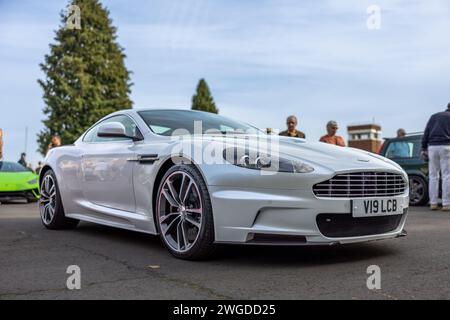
[320,121,345,147]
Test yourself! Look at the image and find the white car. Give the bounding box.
[39,109,409,260]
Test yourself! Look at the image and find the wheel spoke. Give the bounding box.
[40,187,48,198]
[41,204,46,221]
[185,214,201,229]
[176,220,183,250]
[41,178,47,197]
[179,173,193,204]
[181,180,193,205]
[48,205,55,221]
[159,212,180,224]
[181,221,189,249]
[167,180,181,205]
[44,203,51,222]
[178,173,186,201]
[45,176,51,194]
[163,215,181,235]
[162,189,179,208]
[49,184,55,196]
[40,189,49,200]
[186,207,202,214]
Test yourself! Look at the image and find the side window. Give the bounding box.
[412,139,421,157]
[83,125,98,142]
[83,115,142,143]
[385,140,414,159]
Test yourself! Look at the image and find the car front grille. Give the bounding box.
[313,172,407,198]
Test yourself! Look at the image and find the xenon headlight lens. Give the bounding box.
[223,148,314,173]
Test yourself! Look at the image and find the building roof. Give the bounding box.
[347,124,382,131]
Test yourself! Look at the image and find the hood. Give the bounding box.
[194,135,404,174]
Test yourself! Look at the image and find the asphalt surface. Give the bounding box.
[0,202,449,300]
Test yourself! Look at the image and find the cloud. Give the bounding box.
[0,0,449,165]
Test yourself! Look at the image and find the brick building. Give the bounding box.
[347,123,382,153]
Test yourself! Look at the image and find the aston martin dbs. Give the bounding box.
[39,109,409,259]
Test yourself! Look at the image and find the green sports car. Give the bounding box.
[0,161,40,202]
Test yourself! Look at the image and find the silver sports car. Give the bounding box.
[39,109,409,260]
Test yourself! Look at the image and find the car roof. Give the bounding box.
[118,108,210,115]
[386,133,423,141]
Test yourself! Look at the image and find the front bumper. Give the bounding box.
[209,186,409,245]
[0,188,40,202]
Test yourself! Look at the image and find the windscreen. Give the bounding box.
[138,110,260,136]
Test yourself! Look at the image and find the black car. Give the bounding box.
[379,133,430,206]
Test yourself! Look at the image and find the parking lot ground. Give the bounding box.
[0,202,449,299]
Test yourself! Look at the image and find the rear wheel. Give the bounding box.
[156,165,216,260]
[409,175,429,206]
[39,170,79,229]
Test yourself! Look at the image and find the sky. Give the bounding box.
[1,0,450,166]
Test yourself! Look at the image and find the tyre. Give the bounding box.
[155,165,216,260]
[409,175,429,206]
[39,170,79,229]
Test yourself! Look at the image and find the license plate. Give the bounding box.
[352,198,403,218]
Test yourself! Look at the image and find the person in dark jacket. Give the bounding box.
[18,152,27,168]
[422,103,450,211]
[279,115,306,138]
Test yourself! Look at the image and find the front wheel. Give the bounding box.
[409,175,429,206]
[156,165,216,260]
[39,170,79,229]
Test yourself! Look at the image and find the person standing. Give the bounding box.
[319,121,345,147]
[386,128,411,158]
[397,128,406,138]
[47,135,62,153]
[279,115,305,138]
[422,103,450,211]
[18,152,27,167]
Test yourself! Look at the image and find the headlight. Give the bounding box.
[27,178,37,185]
[223,148,314,173]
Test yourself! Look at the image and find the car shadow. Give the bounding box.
[216,243,399,267]
[0,200,29,204]
[74,222,163,248]
[73,222,398,267]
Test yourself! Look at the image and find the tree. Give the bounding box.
[37,0,133,155]
[191,79,218,114]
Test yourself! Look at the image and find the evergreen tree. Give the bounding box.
[191,79,218,114]
[37,0,133,155]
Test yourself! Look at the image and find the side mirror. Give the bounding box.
[97,122,141,141]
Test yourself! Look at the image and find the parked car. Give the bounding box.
[39,109,409,260]
[0,161,40,203]
[379,133,430,206]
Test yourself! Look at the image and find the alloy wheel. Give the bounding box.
[157,171,203,253]
[39,174,56,225]
[409,177,425,205]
